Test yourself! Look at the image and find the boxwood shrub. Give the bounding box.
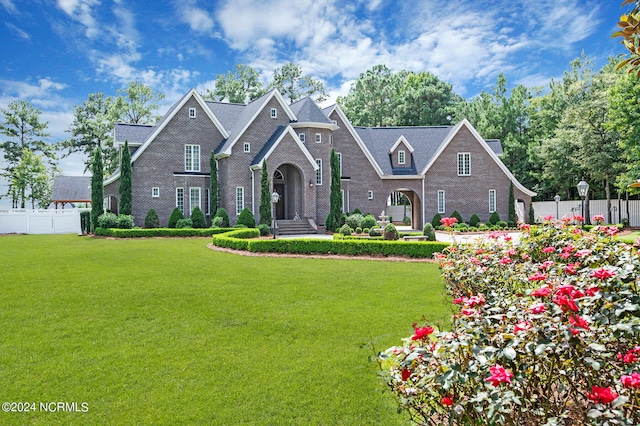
[95,227,234,238]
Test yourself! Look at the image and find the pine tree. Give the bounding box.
[210,151,219,215]
[119,140,132,215]
[259,160,271,225]
[326,149,342,232]
[90,147,104,231]
[508,181,516,224]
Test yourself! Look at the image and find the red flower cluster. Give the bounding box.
[542,246,555,253]
[440,217,458,228]
[531,286,552,297]
[441,396,454,406]
[587,386,618,404]
[617,347,640,364]
[621,372,640,388]
[591,267,616,280]
[411,326,434,341]
[569,315,590,330]
[529,302,546,314]
[553,294,579,312]
[401,369,411,381]
[592,214,605,223]
[528,273,547,282]
[485,364,514,387]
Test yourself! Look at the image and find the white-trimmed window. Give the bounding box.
[270,108,277,118]
[315,159,322,185]
[152,187,159,198]
[235,187,244,216]
[336,152,343,176]
[398,150,406,165]
[368,190,374,200]
[332,120,338,126]
[489,189,496,213]
[206,189,210,216]
[315,133,321,143]
[189,108,196,118]
[243,142,250,153]
[185,144,200,172]
[437,190,445,214]
[299,133,305,143]
[176,187,185,214]
[190,187,201,214]
[457,152,470,176]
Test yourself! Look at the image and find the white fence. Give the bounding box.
[532,199,640,226]
[0,209,81,234]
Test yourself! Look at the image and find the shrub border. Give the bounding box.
[94,227,235,238]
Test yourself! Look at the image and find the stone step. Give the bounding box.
[275,220,317,235]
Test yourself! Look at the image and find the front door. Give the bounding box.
[274,184,285,219]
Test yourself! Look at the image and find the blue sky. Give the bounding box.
[0,0,632,189]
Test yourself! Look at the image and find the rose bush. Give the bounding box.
[381,218,640,425]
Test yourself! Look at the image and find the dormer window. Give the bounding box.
[270,108,277,118]
[243,142,250,153]
[398,150,406,165]
[189,108,196,118]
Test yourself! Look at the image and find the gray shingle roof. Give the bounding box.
[206,101,246,133]
[114,123,155,144]
[251,125,288,167]
[485,139,503,156]
[289,97,333,124]
[51,176,91,201]
[355,126,454,175]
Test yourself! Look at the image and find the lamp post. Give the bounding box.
[576,178,589,229]
[271,191,280,239]
[554,194,560,220]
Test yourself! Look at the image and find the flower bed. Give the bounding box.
[381,219,640,425]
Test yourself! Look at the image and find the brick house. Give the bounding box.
[104,88,535,230]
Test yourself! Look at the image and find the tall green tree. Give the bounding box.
[269,63,328,103]
[395,71,462,126]
[508,182,516,224]
[325,149,342,232]
[614,0,640,76]
[338,65,402,127]
[118,139,132,215]
[209,151,219,215]
[0,100,54,207]
[113,81,164,124]
[259,159,271,225]
[11,148,52,209]
[62,92,119,176]
[205,64,265,103]
[90,146,104,231]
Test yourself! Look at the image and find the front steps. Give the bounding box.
[275,219,317,235]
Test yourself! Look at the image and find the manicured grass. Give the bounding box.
[0,235,448,425]
[617,230,640,243]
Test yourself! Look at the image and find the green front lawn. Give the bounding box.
[0,235,447,425]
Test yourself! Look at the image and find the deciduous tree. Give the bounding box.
[269,63,327,103]
[11,149,52,208]
[205,64,265,103]
[113,81,164,124]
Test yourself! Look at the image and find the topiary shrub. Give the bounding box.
[450,210,463,224]
[234,224,248,228]
[355,227,363,234]
[117,214,134,229]
[176,218,193,228]
[363,227,370,234]
[214,208,230,228]
[489,211,501,225]
[144,209,160,228]
[361,214,377,229]
[97,212,118,228]
[236,208,256,228]
[497,220,508,229]
[339,224,351,236]
[469,213,481,227]
[191,206,207,228]
[383,223,398,240]
[431,213,442,228]
[168,207,184,228]
[212,216,224,227]
[422,223,436,241]
[257,223,270,236]
[345,213,363,230]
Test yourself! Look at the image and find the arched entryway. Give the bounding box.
[273,165,304,220]
[386,189,421,228]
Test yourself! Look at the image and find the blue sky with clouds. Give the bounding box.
[0,0,632,193]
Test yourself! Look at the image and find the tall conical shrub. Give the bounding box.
[119,139,132,215]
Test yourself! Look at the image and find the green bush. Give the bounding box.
[355,227,362,234]
[117,214,134,229]
[363,228,370,234]
[383,223,398,240]
[191,206,207,228]
[212,216,224,227]
[95,227,234,238]
[176,218,193,228]
[352,208,362,215]
[97,212,119,228]
[489,210,501,225]
[234,224,248,229]
[145,209,160,228]
[236,208,256,228]
[360,214,377,229]
[168,208,184,228]
[345,213,363,229]
[339,224,352,236]
[369,227,382,237]
[214,208,230,228]
[469,213,481,227]
[80,211,91,233]
[257,224,270,236]
[403,216,411,225]
[431,213,442,228]
[496,220,508,229]
[422,223,436,241]
[450,210,463,224]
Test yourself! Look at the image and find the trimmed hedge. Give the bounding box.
[95,227,234,238]
[211,230,449,258]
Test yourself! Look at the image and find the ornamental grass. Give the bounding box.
[381,218,640,425]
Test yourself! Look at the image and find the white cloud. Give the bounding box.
[0,0,16,13]
[6,22,29,40]
[56,0,100,38]
[175,1,215,33]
